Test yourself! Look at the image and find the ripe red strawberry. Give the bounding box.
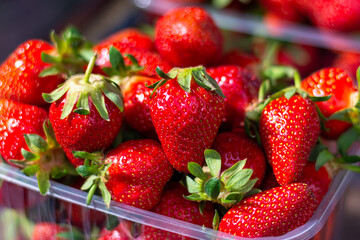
[260,0,303,22]
[98,222,132,240]
[143,182,215,239]
[155,7,223,67]
[0,40,63,106]
[76,139,173,209]
[98,28,154,52]
[301,67,358,139]
[211,131,266,188]
[94,40,172,78]
[45,55,124,167]
[207,65,260,129]
[219,183,317,237]
[122,76,158,138]
[32,223,66,240]
[301,162,332,205]
[260,95,320,185]
[0,98,47,163]
[334,52,360,80]
[308,0,360,32]
[149,67,225,172]
[221,50,259,69]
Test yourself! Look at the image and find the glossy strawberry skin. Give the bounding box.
[334,52,360,80]
[98,28,154,52]
[32,222,66,240]
[155,7,223,67]
[301,67,358,139]
[122,76,157,138]
[49,96,123,167]
[0,98,47,164]
[219,183,317,237]
[212,131,266,188]
[207,65,260,130]
[260,95,320,185]
[98,221,132,240]
[150,80,225,172]
[94,43,172,78]
[105,139,173,210]
[143,182,214,240]
[0,40,64,106]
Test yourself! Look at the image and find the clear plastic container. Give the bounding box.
[0,158,355,239]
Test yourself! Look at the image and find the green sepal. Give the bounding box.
[99,180,112,208]
[315,149,334,170]
[188,162,208,181]
[37,171,50,195]
[198,201,206,215]
[57,228,85,240]
[236,178,258,193]
[192,68,225,98]
[225,169,253,192]
[21,149,39,162]
[23,165,40,176]
[76,165,100,178]
[204,177,221,199]
[220,198,237,207]
[309,143,327,162]
[156,67,177,80]
[309,95,332,102]
[177,68,192,92]
[110,46,126,75]
[105,215,120,231]
[39,65,61,77]
[204,149,222,178]
[74,91,90,115]
[184,193,208,201]
[246,188,262,197]
[284,88,296,100]
[42,85,70,103]
[336,155,360,164]
[220,159,246,184]
[73,151,103,163]
[90,90,109,121]
[23,134,49,154]
[51,167,67,179]
[212,209,220,230]
[43,120,57,148]
[186,175,202,193]
[328,107,360,124]
[81,175,99,190]
[337,126,360,156]
[341,164,360,173]
[102,87,124,112]
[225,192,243,202]
[41,52,61,64]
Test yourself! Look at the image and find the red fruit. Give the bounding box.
[301,162,332,205]
[143,183,215,240]
[122,76,158,138]
[0,40,64,106]
[334,52,360,81]
[150,68,225,172]
[98,221,132,240]
[104,139,173,210]
[221,50,259,69]
[32,223,66,240]
[207,65,260,129]
[211,131,266,188]
[301,67,358,139]
[94,42,172,78]
[219,183,317,237]
[260,0,303,22]
[260,95,320,185]
[155,7,223,67]
[98,28,154,52]
[308,0,360,32]
[0,98,47,164]
[50,96,123,167]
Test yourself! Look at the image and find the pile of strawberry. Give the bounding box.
[1,6,360,240]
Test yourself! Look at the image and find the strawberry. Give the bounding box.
[0,98,47,163]
[308,0,360,32]
[76,139,173,209]
[122,75,158,138]
[32,223,66,240]
[334,52,360,80]
[221,50,259,69]
[211,131,266,188]
[96,28,154,52]
[45,55,124,167]
[0,40,63,106]
[301,67,358,139]
[219,183,317,237]
[260,0,303,22]
[260,95,320,185]
[98,222,132,240]
[149,66,225,172]
[94,40,172,78]
[207,65,260,129]
[155,7,223,67]
[143,182,215,240]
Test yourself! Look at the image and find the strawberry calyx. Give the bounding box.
[185,149,260,209]
[40,26,94,78]
[102,46,144,84]
[73,151,112,207]
[42,54,124,121]
[7,121,75,195]
[147,66,225,98]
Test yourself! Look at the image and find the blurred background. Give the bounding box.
[1,0,360,239]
